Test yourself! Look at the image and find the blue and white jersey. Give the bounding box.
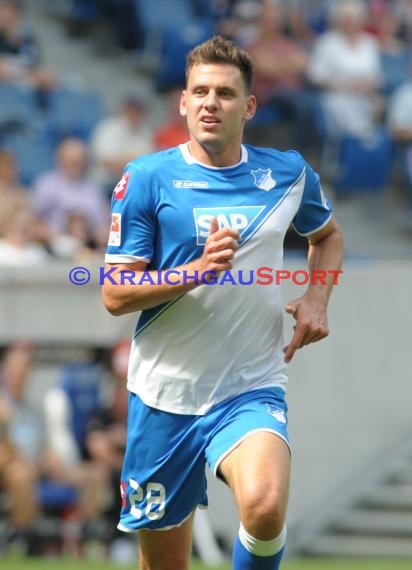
[105,142,332,415]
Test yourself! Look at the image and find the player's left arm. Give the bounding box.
[283,215,343,363]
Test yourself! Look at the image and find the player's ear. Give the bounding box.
[244,94,257,122]
[180,90,188,117]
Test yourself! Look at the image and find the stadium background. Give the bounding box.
[1,0,412,568]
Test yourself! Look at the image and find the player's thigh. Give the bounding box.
[120,393,208,532]
[205,388,291,536]
[139,511,195,570]
[219,429,291,521]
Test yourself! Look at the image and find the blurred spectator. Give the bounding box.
[43,358,113,545]
[90,96,154,193]
[393,0,412,43]
[0,205,48,265]
[84,339,130,545]
[364,0,392,37]
[289,0,333,47]
[32,137,108,255]
[154,87,189,150]
[0,0,57,90]
[216,0,261,45]
[244,0,318,149]
[373,5,411,96]
[244,0,308,104]
[308,0,384,141]
[0,342,42,535]
[0,149,30,237]
[387,76,412,222]
[50,212,102,262]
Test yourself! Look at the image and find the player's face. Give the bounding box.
[180,63,256,166]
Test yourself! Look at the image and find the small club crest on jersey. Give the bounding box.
[266,403,287,424]
[251,168,276,191]
[113,172,130,200]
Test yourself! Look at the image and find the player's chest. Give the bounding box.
[153,169,302,246]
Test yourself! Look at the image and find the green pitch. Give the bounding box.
[2,556,412,570]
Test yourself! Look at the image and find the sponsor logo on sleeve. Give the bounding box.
[108,213,121,246]
[113,172,130,200]
[120,481,127,508]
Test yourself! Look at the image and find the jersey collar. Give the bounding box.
[179,142,248,169]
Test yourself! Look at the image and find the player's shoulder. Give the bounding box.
[126,146,182,175]
[114,147,183,202]
[246,144,306,173]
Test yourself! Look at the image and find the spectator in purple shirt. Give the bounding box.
[32,137,109,255]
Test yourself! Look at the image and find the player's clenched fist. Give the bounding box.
[201,217,240,273]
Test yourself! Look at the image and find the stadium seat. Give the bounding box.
[45,86,105,142]
[0,83,38,136]
[58,361,104,453]
[71,0,100,21]
[334,129,395,196]
[1,133,55,186]
[134,0,194,33]
[248,103,285,128]
[380,51,411,96]
[155,20,215,92]
[37,481,78,510]
[192,0,231,20]
[134,0,197,71]
[39,362,104,521]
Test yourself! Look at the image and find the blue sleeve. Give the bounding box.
[105,160,155,263]
[291,156,332,236]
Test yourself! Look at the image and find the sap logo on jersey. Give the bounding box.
[194,206,264,245]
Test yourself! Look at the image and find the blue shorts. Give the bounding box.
[118,387,289,532]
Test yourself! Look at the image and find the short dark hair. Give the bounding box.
[186,35,254,94]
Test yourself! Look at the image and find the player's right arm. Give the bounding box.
[101,218,239,315]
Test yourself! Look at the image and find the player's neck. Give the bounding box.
[187,140,242,168]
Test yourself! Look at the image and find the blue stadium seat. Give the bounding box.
[135,0,194,33]
[155,20,215,91]
[335,129,395,196]
[51,0,101,18]
[192,0,232,20]
[134,0,197,70]
[1,133,55,186]
[37,481,78,510]
[59,361,103,453]
[37,361,104,514]
[45,86,105,142]
[0,83,38,134]
[71,0,100,21]
[248,104,285,128]
[380,51,411,96]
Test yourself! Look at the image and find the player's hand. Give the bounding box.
[200,217,240,276]
[283,294,329,363]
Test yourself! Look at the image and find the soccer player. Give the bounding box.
[102,36,343,570]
